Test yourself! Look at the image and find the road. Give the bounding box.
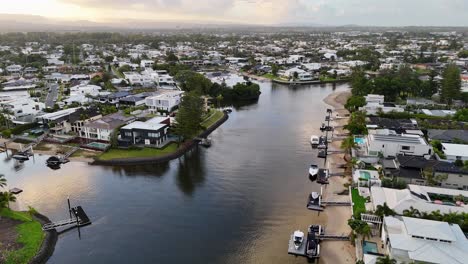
[45,84,58,108]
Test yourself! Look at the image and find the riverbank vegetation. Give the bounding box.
[0,175,45,264]
[155,64,261,102]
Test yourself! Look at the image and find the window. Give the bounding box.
[125,132,132,137]
[401,146,410,151]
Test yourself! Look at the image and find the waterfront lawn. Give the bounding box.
[0,208,45,264]
[98,143,178,160]
[201,110,224,129]
[351,188,366,217]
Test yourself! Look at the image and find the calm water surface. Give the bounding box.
[1,81,349,264]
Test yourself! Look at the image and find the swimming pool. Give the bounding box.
[354,137,365,144]
[360,171,371,180]
[86,142,110,150]
[362,241,378,254]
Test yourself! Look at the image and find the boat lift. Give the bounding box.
[42,197,91,231]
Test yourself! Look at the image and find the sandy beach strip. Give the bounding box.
[318,90,355,264]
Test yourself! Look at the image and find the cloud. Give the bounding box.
[56,0,468,26]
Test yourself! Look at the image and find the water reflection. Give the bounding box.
[107,161,171,178]
[176,147,205,196]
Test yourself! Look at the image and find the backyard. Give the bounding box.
[98,143,179,160]
[351,188,367,217]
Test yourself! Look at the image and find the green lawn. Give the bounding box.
[262,73,286,81]
[98,143,179,161]
[351,188,366,217]
[0,209,45,264]
[319,75,337,82]
[201,110,224,129]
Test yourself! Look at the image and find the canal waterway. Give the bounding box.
[1,81,350,264]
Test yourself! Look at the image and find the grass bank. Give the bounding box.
[201,110,224,129]
[351,188,366,217]
[98,143,178,161]
[0,208,45,264]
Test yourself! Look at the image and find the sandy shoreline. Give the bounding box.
[319,90,355,264]
[0,140,96,163]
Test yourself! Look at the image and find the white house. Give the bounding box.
[123,72,154,86]
[282,67,313,81]
[441,143,468,162]
[81,113,134,142]
[365,130,432,159]
[1,98,45,119]
[382,216,468,264]
[145,91,184,112]
[5,65,22,73]
[360,94,404,115]
[140,60,154,69]
[371,184,468,215]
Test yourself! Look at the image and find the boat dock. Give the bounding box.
[317,234,350,241]
[42,198,91,231]
[321,201,352,206]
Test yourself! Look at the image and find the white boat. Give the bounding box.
[310,135,319,145]
[311,192,320,200]
[293,230,304,250]
[309,165,319,177]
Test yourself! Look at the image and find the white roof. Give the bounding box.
[442,143,468,157]
[402,216,456,241]
[384,216,468,264]
[370,186,468,215]
[121,117,168,131]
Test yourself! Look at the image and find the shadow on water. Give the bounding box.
[105,161,171,178]
[176,147,205,196]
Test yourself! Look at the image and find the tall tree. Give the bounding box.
[440,64,461,105]
[173,93,203,142]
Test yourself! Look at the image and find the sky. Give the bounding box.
[1,0,468,26]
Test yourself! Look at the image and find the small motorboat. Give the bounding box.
[309,165,319,177]
[310,135,319,146]
[307,192,323,211]
[319,123,326,131]
[12,151,29,161]
[293,230,305,250]
[199,137,212,147]
[46,156,61,166]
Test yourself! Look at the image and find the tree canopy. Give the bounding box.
[440,64,461,105]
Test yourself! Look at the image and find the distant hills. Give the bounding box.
[0,13,467,33]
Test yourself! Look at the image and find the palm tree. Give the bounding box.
[341,136,356,154]
[376,256,396,264]
[402,206,421,218]
[0,174,6,189]
[2,192,16,209]
[375,203,396,217]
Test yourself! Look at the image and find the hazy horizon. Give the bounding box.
[1,0,468,28]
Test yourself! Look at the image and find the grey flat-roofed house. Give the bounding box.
[119,117,170,147]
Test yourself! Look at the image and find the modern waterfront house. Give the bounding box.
[119,117,170,147]
[365,130,432,159]
[145,91,184,113]
[382,216,468,264]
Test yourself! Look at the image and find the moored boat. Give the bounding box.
[293,230,305,250]
[310,135,319,146]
